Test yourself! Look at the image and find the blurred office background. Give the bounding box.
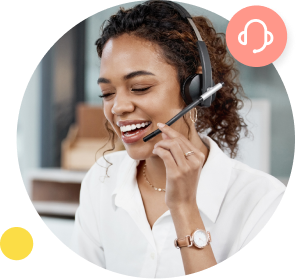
[17,1,294,250]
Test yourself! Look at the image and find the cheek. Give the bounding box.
[103,103,114,127]
[103,104,111,119]
[103,102,123,138]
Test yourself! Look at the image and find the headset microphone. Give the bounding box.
[143,0,224,142]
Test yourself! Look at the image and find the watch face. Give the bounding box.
[193,230,208,248]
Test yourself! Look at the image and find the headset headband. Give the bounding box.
[160,0,213,95]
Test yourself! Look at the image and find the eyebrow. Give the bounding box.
[97,70,155,85]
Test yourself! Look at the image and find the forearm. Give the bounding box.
[170,204,217,274]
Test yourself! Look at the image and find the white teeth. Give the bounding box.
[120,122,151,132]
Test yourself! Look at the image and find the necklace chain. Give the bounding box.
[143,163,166,192]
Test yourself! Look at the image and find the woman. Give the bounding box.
[70,0,285,277]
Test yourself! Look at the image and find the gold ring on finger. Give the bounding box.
[184,151,195,158]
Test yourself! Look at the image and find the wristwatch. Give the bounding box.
[174,229,211,249]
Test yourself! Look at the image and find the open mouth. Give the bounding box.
[121,122,152,137]
[121,122,152,144]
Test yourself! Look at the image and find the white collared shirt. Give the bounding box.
[70,135,285,278]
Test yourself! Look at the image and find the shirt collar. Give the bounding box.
[111,135,234,224]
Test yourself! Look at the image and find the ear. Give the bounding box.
[196,66,202,74]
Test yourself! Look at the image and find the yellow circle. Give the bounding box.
[0,227,33,260]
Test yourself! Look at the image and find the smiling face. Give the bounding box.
[98,33,190,160]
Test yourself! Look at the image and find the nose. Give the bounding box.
[112,90,135,116]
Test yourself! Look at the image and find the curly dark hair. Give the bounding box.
[95,0,248,164]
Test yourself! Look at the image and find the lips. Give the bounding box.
[120,122,152,144]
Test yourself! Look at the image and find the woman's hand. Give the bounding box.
[152,123,206,211]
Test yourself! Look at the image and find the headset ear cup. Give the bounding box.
[182,74,202,105]
[182,75,216,107]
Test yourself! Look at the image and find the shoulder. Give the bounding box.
[202,134,285,196]
[230,159,285,192]
[225,158,286,213]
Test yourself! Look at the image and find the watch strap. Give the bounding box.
[174,235,193,249]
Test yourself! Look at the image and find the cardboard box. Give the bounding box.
[61,103,125,170]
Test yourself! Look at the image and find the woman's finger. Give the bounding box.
[155,139,187,170]
[157,123,205,168]
[152,146,178,172]
[157,123,201,157]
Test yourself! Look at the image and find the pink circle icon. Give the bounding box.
[226,6,287,67]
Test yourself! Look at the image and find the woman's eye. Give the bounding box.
[98,87,151,98]
[131,87,151,91]
[98,93,115,99]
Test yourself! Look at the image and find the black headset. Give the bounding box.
[143,0,216,107]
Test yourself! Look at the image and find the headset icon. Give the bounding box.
[238,19,274,53]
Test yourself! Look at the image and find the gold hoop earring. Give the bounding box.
[189,108,197,124]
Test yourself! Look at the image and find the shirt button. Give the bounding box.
[150,252,155,260]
